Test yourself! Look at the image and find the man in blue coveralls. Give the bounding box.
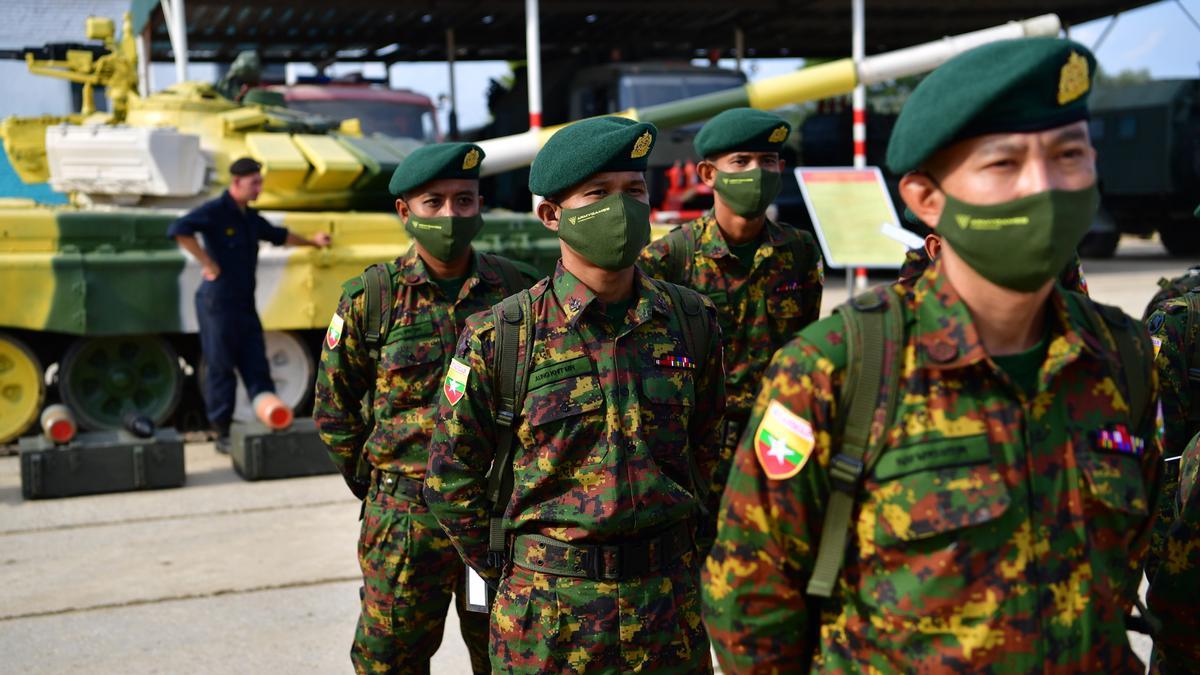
[169,157,331,452]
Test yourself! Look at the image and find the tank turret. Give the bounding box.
[0,13,412,211]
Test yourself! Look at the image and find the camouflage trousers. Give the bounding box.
[489,551,711,674]
[353,486,490,675]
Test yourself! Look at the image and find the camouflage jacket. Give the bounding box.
[1147,430,1200,670]
[639,211,823,418]
[1144,295,1200,580]
[897,246,1091,295]
[702,261,1161,673]
[424,261,727,582]
[313,247,536,487]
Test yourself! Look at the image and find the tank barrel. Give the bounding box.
[478,13,1062,177]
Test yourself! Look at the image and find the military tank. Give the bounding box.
[0,12,1062,443]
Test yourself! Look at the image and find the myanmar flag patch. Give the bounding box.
[755,400,816,480]
[444,358,471,406]
[326,313,345,350]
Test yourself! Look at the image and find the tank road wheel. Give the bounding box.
[59,336,183,430]
[198,331,316,422]
[0,332,45,444]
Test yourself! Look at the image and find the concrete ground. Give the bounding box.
[0,235,1188,673]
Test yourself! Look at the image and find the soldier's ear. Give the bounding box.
[536,199,561,232]
[697,160,718,188]
[899,171,944,231]
[395,198,410,221]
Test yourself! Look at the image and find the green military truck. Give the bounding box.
[1086,79,1200,257]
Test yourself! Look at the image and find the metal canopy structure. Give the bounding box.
[130,0,1153,65]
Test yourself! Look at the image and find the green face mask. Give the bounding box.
[556,192,651,271]
[404,213,483,262]
[714,168,782,218]
[936,184,1099,292]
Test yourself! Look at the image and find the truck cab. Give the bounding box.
[272,78,441,142]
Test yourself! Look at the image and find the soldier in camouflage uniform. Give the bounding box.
[313,143,537,674]
[1144,205,1200,673]
[424,117,726,673]
[640,108,823,464]
[1144,289,1200,581]
[703,38,1162,672]
[1148,425,1200,671]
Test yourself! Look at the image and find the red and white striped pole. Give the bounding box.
[850,0,868,297]
[525,0,543,132]
[526,0,542,210]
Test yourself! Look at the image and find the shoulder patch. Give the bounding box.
[326,313,345,350]
[754,400,816,480]
[444,357,471,406]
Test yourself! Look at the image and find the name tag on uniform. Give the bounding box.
[390,320,435,342]
[528,356,592,390]
[873,435,991,481]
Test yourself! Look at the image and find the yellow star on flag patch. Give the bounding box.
[755,400,816,480]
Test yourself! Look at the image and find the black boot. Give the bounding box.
[213,421,231,455]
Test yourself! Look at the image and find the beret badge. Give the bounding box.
[631,131,653,159]
[1057,51,1090,106]
[768,126,789,143]
[462,148,481,170]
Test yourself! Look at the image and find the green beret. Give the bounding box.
[389,142,484,196]
[887,38,1097,174]
[529,117,656,197]
[694,108,791,158]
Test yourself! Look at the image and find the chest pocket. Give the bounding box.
[869,434,1011,548]
[520,367,605,468]
[524,367,603,426]
[640,369,696,475]
[1077,443,1150,518]
[381,321,443,406]
[858,434,1011,618]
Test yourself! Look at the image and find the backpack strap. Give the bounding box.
[660,280,714,515]
[664,226,694,285]
[485,253,526,294]
[360,263,394,361]
[807,289,904,598]
[351,263,395,505]
[484,290,535,567]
